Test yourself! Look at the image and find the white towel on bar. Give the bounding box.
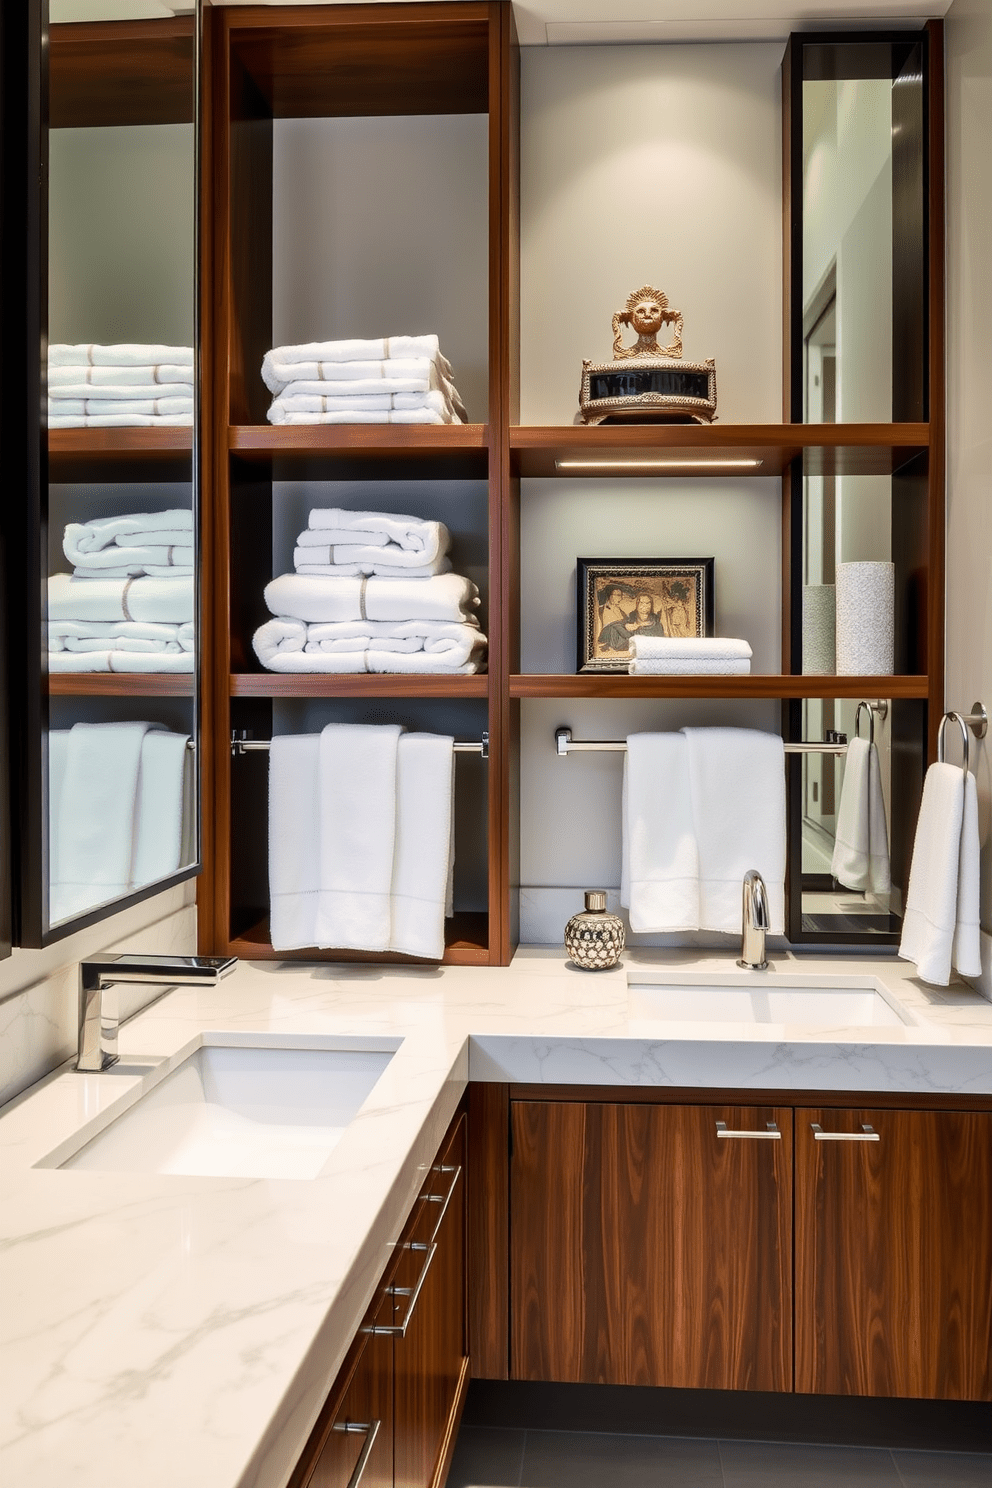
[268,734,321,951]
[49,572,193,624]
[899,763,982,985]
[391,733,455,959]
[49,343,193,370]
[830,736,891,894]
[621,733,699,933]
[630,637,753,661]
[628,658,751,675]
[49,412,193,427]
[263,571,480,625]
[315,724,402,952]
[132,731,190,888]
[252,616,486,674]
[683,727,786,934]
[262,335,445,390]
[49,721,151,923]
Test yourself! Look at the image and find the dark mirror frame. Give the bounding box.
[3,0,203,948]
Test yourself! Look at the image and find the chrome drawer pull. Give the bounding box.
[332,1419,381,1488]
[716,1121,781,1140]
[374,1164,462,1338]
[811,1123,880,1142]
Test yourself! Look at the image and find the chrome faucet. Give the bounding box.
[76,954,238,1073]
[737,870,769,971]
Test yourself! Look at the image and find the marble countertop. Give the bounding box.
[2,948,991,1488]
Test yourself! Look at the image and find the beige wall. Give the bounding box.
[946,0,992,994]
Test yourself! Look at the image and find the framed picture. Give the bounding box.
[576,557,715,672]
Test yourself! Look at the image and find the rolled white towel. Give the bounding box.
[48,572,194,624]
[49,343,193,370]
[263,571,480,625]
[629,636,753,661]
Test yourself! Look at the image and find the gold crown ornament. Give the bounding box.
[576,285,717,425]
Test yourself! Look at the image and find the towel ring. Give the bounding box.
[938,711,971,776]
[855,701,875,747]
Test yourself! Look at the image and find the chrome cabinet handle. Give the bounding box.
[332,1419,381,1488]
[373,1164,462,1338]
[716,1121,781,1140]
[811,1123,880,1142]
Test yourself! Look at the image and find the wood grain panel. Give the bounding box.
[467,1083,509,1379]
[795,1107,992,1400]
[394,1116,468,1488]
[510,1101,792,1392]
[509,673,929,701]
[48,675,194,697]
[230,674,488,699]
[49,19,193,128]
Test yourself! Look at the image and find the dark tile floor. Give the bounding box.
[447,1424,992,1488]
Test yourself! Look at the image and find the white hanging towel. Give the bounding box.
[268,734,321,952]
[830,735,891,894]
[132,731,190,888]
[49,721,151,924]
[621,733,699,933]
[682,727,786,934]
[899,762,981,985]
[315,724,403,952]
[390,734,455,959]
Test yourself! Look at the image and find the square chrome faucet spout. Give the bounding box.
[76,954,238,1073]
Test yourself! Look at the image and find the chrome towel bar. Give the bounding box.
[555,726,847,757]
[231,729,488,758]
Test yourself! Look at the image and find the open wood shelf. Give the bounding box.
[509,674,930,700]
[49,674,195,697]
[230,673,489,698]
[510,423,930,478]
[227,911,490,966]
[50,17,194,128]
[49,426,193,483]
[228,423,489,478]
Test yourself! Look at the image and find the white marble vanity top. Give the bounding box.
[2,948,991,1488]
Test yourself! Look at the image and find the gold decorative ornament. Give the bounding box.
[577,284,717,425]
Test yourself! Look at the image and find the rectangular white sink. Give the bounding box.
[57,1044,395,1180]
[628,979,913,1029]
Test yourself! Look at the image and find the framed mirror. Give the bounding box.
[5,0,201,946]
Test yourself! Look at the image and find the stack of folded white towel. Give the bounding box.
[629,637,752,675]
[261,335,467,426]
[253,508,486,675]
[269,724,454,958]
[49,345,194,427]
[622,728,786,934]
[50,722,191,923]
[48,512,194,672]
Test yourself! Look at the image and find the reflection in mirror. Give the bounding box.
[800,698,900,936]
[45,1,198,932]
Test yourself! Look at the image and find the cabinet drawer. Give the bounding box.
[292,1289,394,1488]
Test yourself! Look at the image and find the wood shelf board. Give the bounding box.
[49,674,195,697]
[50,18,194,128]
[228,911,489,965]
[510,424,929,479]
[49,427,193,483]
[509,674,929,700]
[231,673,489,698]
[228,424,489,479]
[226,5,491,118]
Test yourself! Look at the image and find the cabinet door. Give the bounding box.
[510,1100,793,1391]
[293,1292,393,1488]
[795,1107,992,1400]
[393,1115,468,1488]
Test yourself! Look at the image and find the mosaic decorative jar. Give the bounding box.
[564,890,625,971]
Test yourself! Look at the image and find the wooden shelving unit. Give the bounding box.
[197,5,945,967]
[50,674,194,697]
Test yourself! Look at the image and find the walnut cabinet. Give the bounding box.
[499,1093,992,1401]
[291,1115,468,1488]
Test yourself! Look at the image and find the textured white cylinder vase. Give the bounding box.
[836,561,894,674]
[802,585,836,674]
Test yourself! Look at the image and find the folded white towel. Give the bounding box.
[683,727,786,934]
[268,734,321,951]
[630,637,753,661]
[294,553,452,579]
[621,733,699,932]
[900,763,982,985]
[264,355,451,386]
[48,650,194,673]
[49,721,150,923]
[65,509,192,557]
[49,343,193,370]
[49,573,193,624]
[262,335,443,392]
[72,558,193,580]
[49,619,193,651]
[50,386,193,404]
[268,388,460,426]
[49,412,193,427]
[252,616,485,673]
[263,571,480,625]
[315,724,402,952]
[628,658,751,675]
[830,736,891,894]
[391,734,455,959]
[50,364,192,389]
[132,731,190,888]
[267,407,455,427]
[305,507,449,555]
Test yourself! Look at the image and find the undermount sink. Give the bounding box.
[54,1043,396,1180]
[628,977,914,1029]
